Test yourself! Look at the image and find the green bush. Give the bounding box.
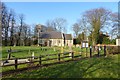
[110,39,116,45]
[102,37,110,44]
[33,39,38,45]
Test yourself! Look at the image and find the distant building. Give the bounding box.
[39,31,73,47]
[116,39,120,46]
[64,34,73,46]
[35,24,73,47]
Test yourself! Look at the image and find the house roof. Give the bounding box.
[64,34,72,40]
[40,31,62,39]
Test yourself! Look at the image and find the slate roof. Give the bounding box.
[64,34,72,40]
[40,31,62,39]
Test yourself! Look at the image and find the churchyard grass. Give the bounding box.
[3,54,119,78]
[1,46,105,73]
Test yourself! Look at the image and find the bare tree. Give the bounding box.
[22,24,28,46]
[1,3,7,46]
[1,2,33,46]
[17,14,25,46]
[1,3,12,46]
[72,23,80,37]
[45,18,67,33]
[77,17,89,40]
[110,12,119,38]
[46,20,55,32]
[9,9,16,46]
[83,8,111,45]
[0,2,2,46]
[53,18,67,33]
[28,26,31,46]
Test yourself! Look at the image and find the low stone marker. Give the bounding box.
[32,52,34,59]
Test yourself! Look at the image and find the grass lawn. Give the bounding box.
[1,46,107,72]
[2,46,99,60]
[3,54,119,78]
[1,46,61,72]
[2,46,61,60]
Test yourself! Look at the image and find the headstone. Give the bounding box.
[116,39,120,46]
[69,44,72,58]
[32,52,34,59]
[7,53,11,59]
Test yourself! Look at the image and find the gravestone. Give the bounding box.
[32,52,34,59]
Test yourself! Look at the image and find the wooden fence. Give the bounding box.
[1,52,76,70]
[1,45,111,72]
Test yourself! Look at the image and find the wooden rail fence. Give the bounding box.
[1,45,118,72]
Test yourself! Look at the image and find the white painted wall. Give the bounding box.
[50,39,64,47]
[116,39,120,46]
[41,38,73,47]
[65,40,73,46]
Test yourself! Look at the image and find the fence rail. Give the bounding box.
[1,52,75,69]
[1,45,120,72]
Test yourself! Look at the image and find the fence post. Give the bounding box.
[58,53,60,62]
[71,52,74,60]
[86,47,87,57]
[15,58,18,70]
[39,56,42,65]
[7,48,12,60]
[97,46,100,57]
[90,46,92,58]
[104,45,106,57]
